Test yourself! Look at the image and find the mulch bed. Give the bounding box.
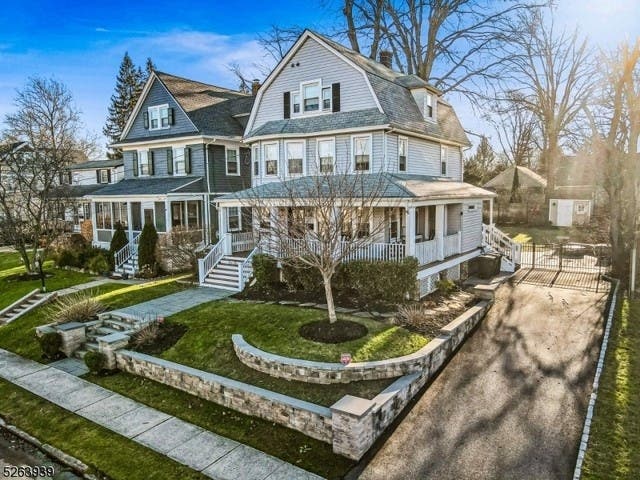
[298,319,368,344]
[133,322,188,355]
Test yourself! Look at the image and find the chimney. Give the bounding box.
[251,79,261,96]
[379,50,393,69]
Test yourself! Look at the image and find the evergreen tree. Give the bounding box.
[464,136,502,186]
[138,222,158,273]
[510,166,522,203]
[103,52,146,159]
[145,57,156,79]
[109,222,128,269]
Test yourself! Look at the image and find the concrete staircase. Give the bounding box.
[118,253,138,277]
[201,255,245,291]
[0,290,55,326]
[74,312,148,359]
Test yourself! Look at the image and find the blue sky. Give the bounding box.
[1,0,638,156]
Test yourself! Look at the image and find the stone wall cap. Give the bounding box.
[331,395,375,417]
[56,322,85,331]
[98,332,130,344]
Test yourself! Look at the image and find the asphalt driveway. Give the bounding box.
[355,281,608,480]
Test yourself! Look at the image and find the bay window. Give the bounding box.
[264,143,278,176]
[317,138,335,173]
[286,141,304,175]
[252,145,260,176]
[353,135,371,171]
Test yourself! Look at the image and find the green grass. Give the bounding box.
[160,301,427,405]
[0,379,206,480]
[582,297,640,479]
[0,251,23,271]
[90,372,354,479]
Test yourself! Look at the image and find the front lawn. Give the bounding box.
[0,251,23,271]
[582,297,640,479]
[0,379,206,480]
[160,301,427,406]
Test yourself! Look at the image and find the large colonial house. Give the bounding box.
[205,30,518,295]
[86,71,255,274]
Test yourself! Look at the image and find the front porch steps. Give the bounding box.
[201,255,245,291]
[73,312,147,359]
[0,291,55,326]
[117,254,138,277]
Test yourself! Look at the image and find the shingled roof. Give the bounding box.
[88,176,205,196]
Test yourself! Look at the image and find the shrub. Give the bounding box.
[56,249,79,268]
[84,351,107,373]
[87,254,110,274]
[37,331,62,359]
[49,292,105,324]
[436,278,457,295]
[77,246,109,269]
[109,222,128,269]
[131,322,160,349]
[138,222,158,273]
[251,254,279,292]
[282,259,323,293]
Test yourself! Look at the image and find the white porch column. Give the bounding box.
[90,202,97,246]
[203,195,210,245]
[489,198,494,226]
[405,206,416,256]
[126,201,133,241]
[435,204,445,260]
[164,199,171,236]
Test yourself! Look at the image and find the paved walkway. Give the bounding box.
[356,282,608,480]
[0,348,321,480]
[110,287,231,320]
[55,278,140,297]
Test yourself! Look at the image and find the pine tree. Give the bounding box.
[145,57,156,79]
[103,52,147,159]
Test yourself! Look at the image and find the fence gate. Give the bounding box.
[515,243,611,292]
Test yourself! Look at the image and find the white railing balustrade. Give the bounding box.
[198,235,227,284]
[444,232,462,258]
[482,224,521,265]
[114,232,141,272]
[231,231,256,253]
[341,241,405,262]
[415,239,438,265]
[238,242,262,291]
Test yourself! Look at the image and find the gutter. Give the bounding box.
[388,127,470,148]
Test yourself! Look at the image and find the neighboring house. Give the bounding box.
[207,30,517,294]
[86,71,255,274]
[483,166,547,225]
[548,155,600,227]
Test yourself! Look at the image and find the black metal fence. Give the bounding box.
[516,243,611,292]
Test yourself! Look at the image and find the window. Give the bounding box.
[112,202,128,228]
[148,105,170,130]
[292,93,301,114]
[226,149,239,175]
[187,201,201,228]
[398,137,408,172]
[441,146,447,176]
[252,145,260,176]
[173,147,186,175]
[264,143,278,176]
[228,206,241,231]
[302,81,320,112]
[99,170,109,183]
[154,202,166,232]
[138,150,150,176]
[317,138,335,173]
[425,94,433,118]
[322,87,331,110]
[286,141,304,175]
[353,135,371,171]
[357,222,370,238]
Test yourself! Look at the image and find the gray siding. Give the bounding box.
[446,204,462,234]
[122,144,205,180]
[208,145,252,194]
[252,37,378,129]
[461,201,483,252]
[124,78,197,141]
[406,136,441,176]
[447,146,463,181]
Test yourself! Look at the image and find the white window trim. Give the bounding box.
[173,146,187,176]
[226,148,241,176]
[316,137,336,174]
[99,170,109,184]
[290,79,330,118]
[138,150,150,177]
[148,104,170,131]
[322,86,332,111]
[252,145,260,177]
[228,206,242,232]
[284,139,306,177]
[291,92,301,116]
[351,134,373,172]
[441,145,448,176]
[263,142,279,177]
[398,136,408,172]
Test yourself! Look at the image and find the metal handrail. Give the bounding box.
[114,232,141,272]
[198,234,227,284]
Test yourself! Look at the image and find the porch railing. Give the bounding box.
[231,231,256,253]
[415,239,438,265]
[238,242,262,291]
[198,234,227,284]
[274,237,406,263]
[482,224,521,265]
[114,233,141,272]
[444,232,462,258]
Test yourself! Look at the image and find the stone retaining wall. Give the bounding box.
[233,301,491,385]
[114,350,333,443]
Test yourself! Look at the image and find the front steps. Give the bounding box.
[115,254,138,277]
[201,256,246,291]
[0,290,54,326]
[73,312,148,359]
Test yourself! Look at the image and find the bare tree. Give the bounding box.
[584,40,640,280]
[0,77,90,272]
[160,226,205,274]
[499,11,594,197]
[246,168,393,323]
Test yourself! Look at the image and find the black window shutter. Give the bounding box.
[96,170,101,183]
[107,169,111,183]
[167,149,173,175]
[143,112,149,129]
[133,152,139,177]
[168,108,175,125]
[332,83,341,112]
[283,92,291,119]
[149,151,155,175]
[185,147,192,174]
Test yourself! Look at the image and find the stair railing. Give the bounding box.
[238,241,262,291]
[114,232,141,273]
[198,234,227,285]
[482,224,521,265]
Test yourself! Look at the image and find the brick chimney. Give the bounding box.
[379,50,393,69]
[251,79,261,95]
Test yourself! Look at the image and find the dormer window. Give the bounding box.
[303,81,320,112]
[99,169,109,184]
[147,104,173,130]
[425,94,434,118]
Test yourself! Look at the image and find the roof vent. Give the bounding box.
[379,50,393,69]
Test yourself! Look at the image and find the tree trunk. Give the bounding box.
[322,271,337,324]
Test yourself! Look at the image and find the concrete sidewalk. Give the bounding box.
[356,282,608,480]
[0,348,321,480]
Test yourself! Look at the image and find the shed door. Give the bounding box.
[556,200,574,227]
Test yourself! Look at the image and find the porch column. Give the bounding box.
[405,206,416,256]
[164,199,171,235]
[435,204,445,260]
[489,198,494,226]
[90,202,97,246]
[126,201,133,241]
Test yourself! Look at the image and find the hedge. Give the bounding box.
[251,254,279,292]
